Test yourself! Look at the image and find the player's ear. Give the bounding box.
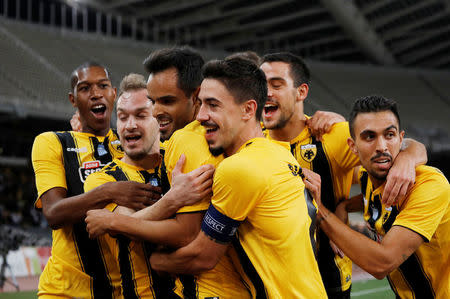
[296,83,308,102]
[347,137,358,155]
[242,99,257,121]
[69,92,77,108]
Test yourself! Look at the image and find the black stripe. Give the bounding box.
[304,189,318,256]
[231,236,267,299]
[179,274,198,299]
[143,243,178,299]
[310,137,343,293]
[159,148,171,194]
[117,236,139,299]
[397,253,435,298]
[55,132,114,298]
[382,206,399,233]
[367,194,382,229]
[91,136,113,165]
[359,171,368,196]
[105,162,128,181]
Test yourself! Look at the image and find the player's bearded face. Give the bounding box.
[260,62,298,130]
[350,111,404,185]
[197,79,242,157]
[117,90,159,161]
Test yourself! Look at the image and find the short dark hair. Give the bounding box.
[262,52,310,86]
[202,57,267,121]
[143,46,204,98]
[70,62,109,91]
[349,95,401,138]
[226,51,262,65]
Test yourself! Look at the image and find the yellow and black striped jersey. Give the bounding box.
[359,166,450,299]
[31,130,123,298]
[265,119,359,294]
[84,158,176,299]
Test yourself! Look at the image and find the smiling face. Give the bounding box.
[260,61,302,130]
[348,110,404,187]
[116,89,159,161]
[146,67,198,141]
[69,66,116,136]
[196,78,245,157]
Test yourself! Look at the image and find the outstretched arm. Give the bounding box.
[306,110,346,140]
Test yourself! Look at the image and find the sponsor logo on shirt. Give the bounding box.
[78,160,105,182]
[67,147,87,153]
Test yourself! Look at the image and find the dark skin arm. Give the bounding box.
[42,181,161,229]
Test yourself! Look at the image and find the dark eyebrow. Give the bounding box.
[385,125,398,131]
[268,77,286,82]
[77,78,110,87]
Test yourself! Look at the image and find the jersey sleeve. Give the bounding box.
[83,171,117,212]
[31,132,66,209]
[165,129,221,214]
[324,122,360,171]
[393,170,450,242]
[201,157,267,243]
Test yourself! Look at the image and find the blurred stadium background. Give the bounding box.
[0,0,449,296]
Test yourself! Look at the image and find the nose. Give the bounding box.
[375,136,388,153]
[126,116,137,130]
[90,85,102,99]
[196,104,209,123]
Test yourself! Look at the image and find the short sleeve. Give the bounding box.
[393,173,449,241]
[324,122,360,171]
[165,126,222,214]
[212,157,267,221]
[32,132,66,209]
[83,171,117,212]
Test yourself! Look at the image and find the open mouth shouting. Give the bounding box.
[263,102,279,119]
[91,104,107,118]
[124,133,142,147]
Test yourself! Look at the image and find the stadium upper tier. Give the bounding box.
[0,17,448,148]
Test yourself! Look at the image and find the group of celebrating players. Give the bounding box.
[31,47,449,298]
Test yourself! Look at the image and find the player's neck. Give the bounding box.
[269,114,306,142]
[122,142,161,170]
[82,123,111,137]
[225,121,264,157]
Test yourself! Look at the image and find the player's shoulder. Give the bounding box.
[322,121,350,140]
[414,165,449,186]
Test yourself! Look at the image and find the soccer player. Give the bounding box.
[317,95,449,299]
[31,63,162,298]
[85,47,251,298]
[84,73,212,298]
[149,57,327,298]
[260,52,427,298]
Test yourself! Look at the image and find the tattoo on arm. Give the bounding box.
[317,209,331,226]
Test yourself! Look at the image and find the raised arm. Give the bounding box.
[306,110,346,140]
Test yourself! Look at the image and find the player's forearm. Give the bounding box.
[110,214,200,248]
[317,204,396,279]
[150,243,214,275]
[400,138,427,166]
[43,186,112,229]
[132,189,184,221]
[343,194,364,213]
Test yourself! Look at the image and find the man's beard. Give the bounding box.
[209,146,224,157]
[126,149,149,161]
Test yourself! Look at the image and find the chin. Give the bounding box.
[209,146,224,157]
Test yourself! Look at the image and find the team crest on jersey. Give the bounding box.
[111,140,123,152]
[300,144,317,162]
[78,160,105,182]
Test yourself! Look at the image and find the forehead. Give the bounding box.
[76,66,109,83]
[353,111,399,134]
[260,61,292,80]
[117,89,150,110]
[147,67,183,94]
[199,79,235,103]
